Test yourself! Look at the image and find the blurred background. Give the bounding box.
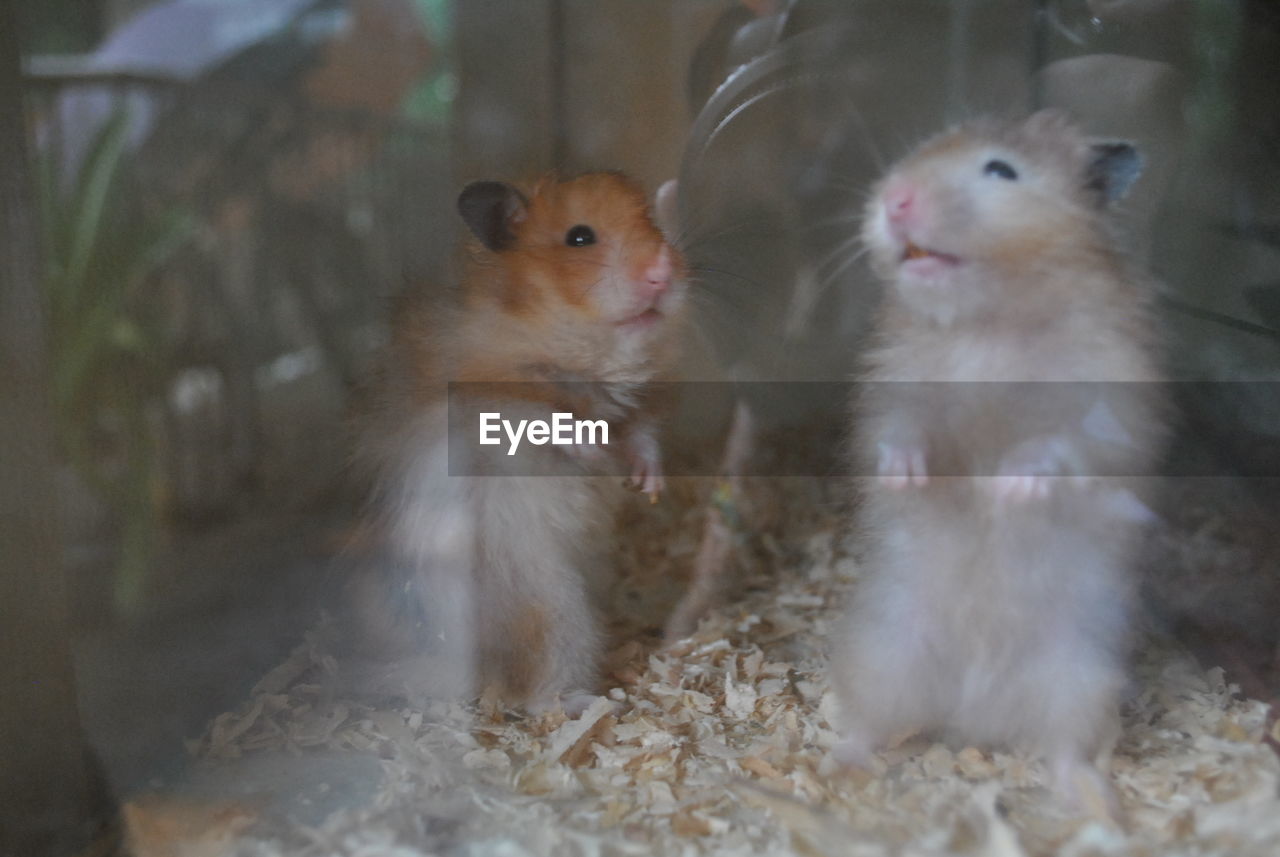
[4,0,1280,852]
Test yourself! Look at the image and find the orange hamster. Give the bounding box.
[350,172,687,713]
[831,111,1167,813]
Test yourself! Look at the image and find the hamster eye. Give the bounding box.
[565,225,596,247]
[983,159,1019,181]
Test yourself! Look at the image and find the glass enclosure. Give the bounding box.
[4,1,1280,855]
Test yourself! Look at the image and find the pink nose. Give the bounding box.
[883,181,915,225]
[639,246,673,298]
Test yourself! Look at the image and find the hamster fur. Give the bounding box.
[350,172,687,713]
[832,110,1166,811]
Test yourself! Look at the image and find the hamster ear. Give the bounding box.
[1085,142,1143,205]
[653,179,680,240]
[1025,107,1074,137]
[457,181,528,251]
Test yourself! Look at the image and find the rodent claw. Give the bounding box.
[627,442,664,502]
[624,470,663,501]
[988,474,1045,502]
[876,442,929,488]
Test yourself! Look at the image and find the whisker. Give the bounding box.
[810,233,869,281]
[688,72,846,168]
[847,110,887,173]
[816,244,871,290]
[687,264,768,287]
[818,176,874,196]
[778,245,872,336]
[674,213,787,250]
[685,283,768,319]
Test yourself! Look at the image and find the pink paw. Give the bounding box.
[986,436,1079,503]
[830,736,873,770]
[877,441,928,488]
[629,462,664,501]
[626,430,664,502]
[1051,757,1123,825]
[988,473,1054,502]
[527,692,609,718]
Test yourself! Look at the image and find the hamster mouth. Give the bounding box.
[617,307,663,329]
[901,240,960,267]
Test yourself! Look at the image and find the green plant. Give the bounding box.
[402,0,455,126]
[36,107,194,616]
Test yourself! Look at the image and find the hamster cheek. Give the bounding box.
[862,219,901,278]
[590,265,651,322]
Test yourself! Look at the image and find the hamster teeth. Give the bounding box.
[903,241,929,260]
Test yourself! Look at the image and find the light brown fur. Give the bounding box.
[833,111,1167,814]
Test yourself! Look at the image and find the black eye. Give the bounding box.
[983,159,1018,181]
[565,225,596,247]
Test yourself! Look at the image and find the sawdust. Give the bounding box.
[182,477,1279,857]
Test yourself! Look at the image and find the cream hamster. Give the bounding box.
[831,110,1166,811]
[350,171,688,713]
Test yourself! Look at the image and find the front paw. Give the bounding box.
[628,460,664,502]
[527,692,611,719]
[830,735,873,770]
[876,441,928,489]
[987,436,1079,503]
[625,430,664,502]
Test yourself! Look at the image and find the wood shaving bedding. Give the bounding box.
[180,477,1279,857]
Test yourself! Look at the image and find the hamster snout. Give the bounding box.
[880,179,917,231]
[618,245,676,325]
[639,245,674,297]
